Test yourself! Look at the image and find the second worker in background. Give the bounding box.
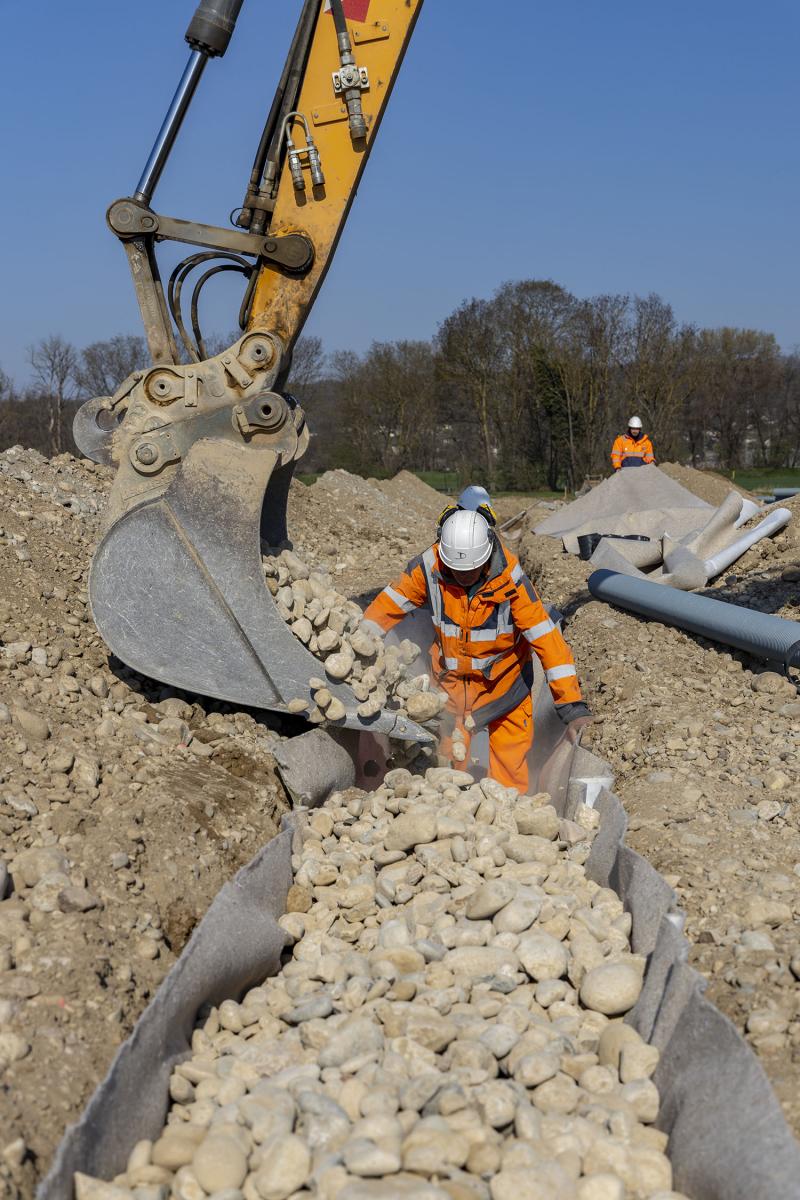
[363,508,591,792]
[611,415,655,471]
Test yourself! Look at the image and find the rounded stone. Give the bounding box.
[384,810,438,852]
[580,961,643,1016]
[466,880,517,920]
[517,931,568,981]
[576,1175,625,1200]
[325,651,354,680]
[406,692,442,722]
[0,1032,31,1068]
[151,1128,205,1170]
[343,1138,402,1177]
[192,1135,248,1194]
[531,1072,580,1114]
[254,1135,311,1199]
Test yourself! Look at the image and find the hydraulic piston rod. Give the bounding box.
[134,50,208,204]
[134,0,246,203]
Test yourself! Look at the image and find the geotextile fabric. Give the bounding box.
[535,466,780,591]
[40,704,800,1200]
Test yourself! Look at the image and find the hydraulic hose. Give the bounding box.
[329,0,349,39]
[588,568,800,670]
[240,0,320,233]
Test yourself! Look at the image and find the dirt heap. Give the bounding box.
[658,461,754,506]
[0,448,300,1198]
[370,468,448,522]
[288,469,439,603]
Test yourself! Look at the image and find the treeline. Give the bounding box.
[310,281,800,489]
[2,279,798,489]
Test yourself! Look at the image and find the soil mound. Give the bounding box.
[370,468,447,521]
[658,461,754,505]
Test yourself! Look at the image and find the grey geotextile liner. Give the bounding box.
[41,707,800,1199]
[273,726,357,807]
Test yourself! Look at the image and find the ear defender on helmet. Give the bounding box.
[436,503,460,537]
[475,501,497,528]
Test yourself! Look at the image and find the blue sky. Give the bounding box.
[1,0,798,383]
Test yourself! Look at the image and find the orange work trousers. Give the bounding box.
[439,693,533,792]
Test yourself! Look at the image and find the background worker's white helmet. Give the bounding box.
[457,484,491,511]
[439,510,493,571]
[628,415,643,430]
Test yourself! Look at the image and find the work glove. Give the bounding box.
[556,701,593,744]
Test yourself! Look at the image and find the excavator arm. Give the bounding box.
[73,0,429,743]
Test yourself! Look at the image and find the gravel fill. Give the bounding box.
[76,770,688,1200]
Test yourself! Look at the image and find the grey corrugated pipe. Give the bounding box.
[588,568,800,669]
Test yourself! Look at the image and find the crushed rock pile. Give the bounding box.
[0,447,296,1198]
[287,470,444,602]
[78,769,688,1200]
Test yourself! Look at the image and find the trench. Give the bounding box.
[39,667,800,1200]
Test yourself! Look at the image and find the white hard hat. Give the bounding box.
[628,415,643,430]
[457,484,491,511]
[439,510,492,571]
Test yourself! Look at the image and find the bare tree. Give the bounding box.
[621,295,697,461]
[74,334,147,398]
[0,364,14,404]
[28,335,78,455]
[436,299,505,483]
[287,335,326,397]
[690,328,781,469]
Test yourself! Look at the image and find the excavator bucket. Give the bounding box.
[74,337,433,746]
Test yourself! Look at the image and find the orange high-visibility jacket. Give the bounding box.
[363,540,582,730]
[611,432,654,469]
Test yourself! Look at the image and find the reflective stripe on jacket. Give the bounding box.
[611,433,654,469]
[363,540,582,729]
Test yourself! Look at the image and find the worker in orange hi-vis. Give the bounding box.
[362,509,591,792]
[611,415,655,471]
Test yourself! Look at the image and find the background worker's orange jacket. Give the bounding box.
[611,432,655,469]
[363,540,582,731]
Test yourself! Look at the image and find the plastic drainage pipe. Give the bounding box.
[588,568,800,669]
[733,497,761,527]
[703,505,792,579]
[773,487,800,500]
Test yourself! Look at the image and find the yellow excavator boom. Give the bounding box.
[72,0,429,744]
